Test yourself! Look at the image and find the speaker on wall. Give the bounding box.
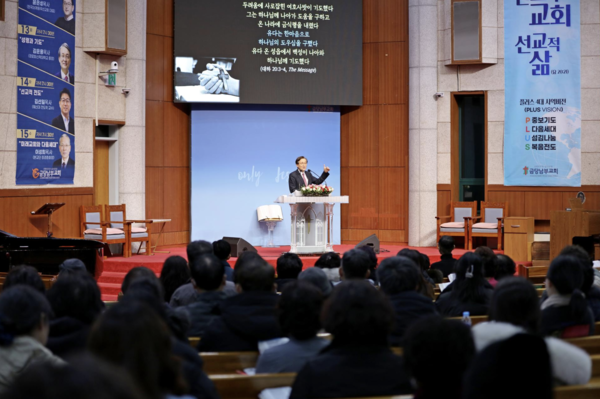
[223,237,257,258]
[355,234,380,254]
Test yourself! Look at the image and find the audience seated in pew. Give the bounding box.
[430,235,457,277]
[339,249,374,285]
[0,286,64,393]
[421,253,443,284]
[472,277,591,385]
[474,246,499,287]
[464,333,553,399]
[46,271,104,358]
[182,254,227,337]
[88,300,215,399]
[436,252,494,317]
[297,267,333,297]
[160,255,191,304]
[256,281,329,373]
[494,254,516,282]
[2,265,46,293]
[170,241,217,307]
[396,249,435,300]
[2,354,145,399]
[314,252,341,284]
[377,256,438,346]
[356,245,379,285]
[199,254,282,352]
[403,316,475,399]
[560,245,600,322]
[213,239,235,282]
[275,253,303,292]
[289,281,413,399]
[541,255,595,337]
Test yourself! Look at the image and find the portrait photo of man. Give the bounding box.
[55,43,74,83]
[52,134,75,169]
[51,88,75,134]
[54,0,75,35]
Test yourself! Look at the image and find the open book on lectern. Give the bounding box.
[257,205,283,222]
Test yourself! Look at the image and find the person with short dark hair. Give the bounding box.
[475,246,498,287]
[256,281,329,373]
[120,266,157,296]
[45,272,104,358]
[289,281,412,399]
[275,253,303,291]
[435,252,493,316]
[396,249,435,299]
[298,267,333,297]
[541,255,594,336]
[58,258,87,274]
[54,0,75,35]
[0,286,64,393]
[159,256,191,303]
[51,90,74,135]
[2,265,46,293]
[356,245,379,284]
[88,301,195,399]
[2,354,144,399]
[288,156,330,193]
[183,254,227,337]
[377,257,438,346]
[403,316,475,399]
[171,240,236,307]
[212,239,234,281]
[494,254,516,281]
[463,334,553,399]
[340,249,371,281]
[430,236,456,277]
[314,252,341,283]
[471,277,591,385]
[198,255,282,352]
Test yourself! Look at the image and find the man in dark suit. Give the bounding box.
[53,134,75,169]
[55,43,74,83]
[288,156,330,193]
[52,88,74,134]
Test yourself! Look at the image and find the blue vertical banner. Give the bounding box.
[504,0,581,186]
[17,0,76,184]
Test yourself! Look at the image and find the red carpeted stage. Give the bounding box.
[97,244,502,301]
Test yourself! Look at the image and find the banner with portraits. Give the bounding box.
[16,0,76,185]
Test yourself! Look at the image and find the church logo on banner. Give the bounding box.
[16,0,76,185]
[504,0,581,186]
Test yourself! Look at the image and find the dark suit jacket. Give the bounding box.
[54,71,75,83]
[53,157,75,168]
[52,115,75,134]
[289,169,330,193]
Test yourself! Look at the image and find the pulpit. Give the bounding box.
[275,195,349,254]
[550,210,600,260]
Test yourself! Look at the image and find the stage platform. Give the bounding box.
[97,244,502,300]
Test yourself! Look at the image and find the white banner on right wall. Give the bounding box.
[504,0,581,186]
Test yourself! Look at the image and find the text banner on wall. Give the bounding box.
[504,0,580,186]
[17,0,76,185]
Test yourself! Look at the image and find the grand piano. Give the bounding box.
[0,229,105,277]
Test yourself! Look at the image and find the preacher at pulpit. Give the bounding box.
[289,156,330,193]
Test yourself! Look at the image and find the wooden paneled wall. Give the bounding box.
[438,184,600,232]
[340,0,409,244]
[0,188,94,238]
[146,0,191,246]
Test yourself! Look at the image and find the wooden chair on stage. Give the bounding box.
[105,204,153,256]
[435,201,477,248]
[468,201,507,250]
[80,205,130,257]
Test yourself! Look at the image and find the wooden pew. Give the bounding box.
[566,336,600,355]
[517,264,548,284]
[201,352,260,375]
[0,271,56,293]
[555,382,600,399]
[210,373,296,399]
[448,315,488,326]
[189,337,200,348]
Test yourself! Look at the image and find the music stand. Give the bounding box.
[31,203,65,237]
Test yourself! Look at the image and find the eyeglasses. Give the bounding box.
[64,2,73,6]
[59,144,71,148]
[60,98,71,103]
[59,54,71,59]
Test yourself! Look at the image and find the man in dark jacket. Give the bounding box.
[183,254,227,337]
[198,255,282,352]
[275,253,303,292]
[377,256,438,346]
[431,235,457,277]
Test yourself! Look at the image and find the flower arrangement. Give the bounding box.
[300,184,334,196]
